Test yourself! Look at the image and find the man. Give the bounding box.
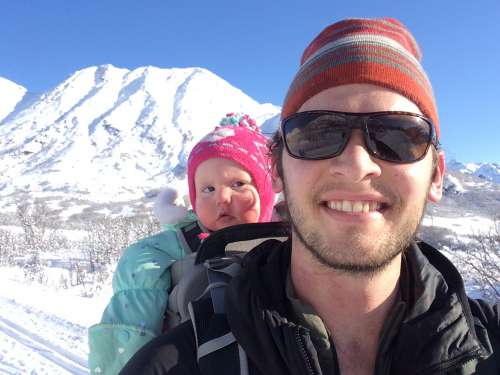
[121,18,499,375]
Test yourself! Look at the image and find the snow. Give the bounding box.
[0,77,26,123]
[0,267,109,328]
[443,174,466,193]
[422,214,496,237]
[94,208,112,216]
[447,159,500,183]
[0,65,281,212]
[58,205,91,220]
[0,267,112,374]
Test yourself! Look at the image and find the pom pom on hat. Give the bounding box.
[218,113,258,131]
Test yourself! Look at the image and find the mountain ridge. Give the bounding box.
[447,159,500,184]
[0,77,27,123]
[0,65,280,205]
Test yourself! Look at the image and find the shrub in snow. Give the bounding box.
[1,202,160,296]
[448,217,500,303]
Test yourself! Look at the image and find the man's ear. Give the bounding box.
[428,150,446,203]
[271,162,284,194]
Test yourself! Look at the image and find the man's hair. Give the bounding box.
[268,130,285,180]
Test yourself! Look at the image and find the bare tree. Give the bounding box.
[2,202,161,293]
[0,229,21,266]
[10,202,70,284]
[452,217,500,302]
[16,202,50,249]
[15,202,52,283]
[79,215,160,295]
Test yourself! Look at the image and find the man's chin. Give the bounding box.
[310,246,403,275]
[293,225,406,275]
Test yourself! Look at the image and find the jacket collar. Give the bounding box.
[389,242,485,374]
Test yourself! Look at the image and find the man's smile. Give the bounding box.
[324,200,384,213]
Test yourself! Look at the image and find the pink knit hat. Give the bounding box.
[187,113,275,223]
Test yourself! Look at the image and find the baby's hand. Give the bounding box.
[153,186,189,225]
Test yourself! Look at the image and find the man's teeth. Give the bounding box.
[326,200,381,213]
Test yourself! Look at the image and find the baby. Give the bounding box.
[88,113,275,375]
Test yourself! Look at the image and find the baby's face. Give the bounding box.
[194,158,260,231]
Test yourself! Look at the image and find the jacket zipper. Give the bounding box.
[295,327,316,375]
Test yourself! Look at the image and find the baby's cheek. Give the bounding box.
[240,189,259,208]
[239,189,260,222]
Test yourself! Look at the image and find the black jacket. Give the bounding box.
[121,239,500,375]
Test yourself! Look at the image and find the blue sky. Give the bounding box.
[1,0,499,163]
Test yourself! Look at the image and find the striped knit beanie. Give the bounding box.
[187,113,275,223]
[282,18,440,139]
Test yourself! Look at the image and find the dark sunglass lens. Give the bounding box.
[366,115,431,162]
[284,113,349,159]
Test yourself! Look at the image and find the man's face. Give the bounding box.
[273,84,445,274]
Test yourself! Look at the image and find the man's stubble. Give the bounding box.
[282,176,430,276]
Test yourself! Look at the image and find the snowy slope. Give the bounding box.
[447,159,500,183]
[0,267,108,374]
[0,77,26,123]
[0,65,280,203]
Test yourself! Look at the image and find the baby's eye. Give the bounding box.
[232,181,247,189]
[201,186,215,193]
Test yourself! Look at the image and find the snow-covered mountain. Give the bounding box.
[0,65,280,204]
[447,160,500,184]
[0,77,27,122]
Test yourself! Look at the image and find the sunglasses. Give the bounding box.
[281,110,438,164]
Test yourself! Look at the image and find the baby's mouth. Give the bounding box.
[217,212,232,220]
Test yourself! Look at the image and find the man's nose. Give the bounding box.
[328,130,382,182]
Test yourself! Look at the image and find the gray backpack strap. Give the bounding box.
[169,223,290,372]
[197,332,236,358]
[187,256,249,375]
[205,257,242,314]
[166,255,207,327]
[176,220,205,254]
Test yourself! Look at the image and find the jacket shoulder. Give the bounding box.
[468,298,500,343]
[113,217,198,292]
[467,298,500,372]
[469,299,500,329]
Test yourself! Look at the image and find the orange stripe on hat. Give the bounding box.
[282,18,439,140]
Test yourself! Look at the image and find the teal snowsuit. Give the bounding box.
[87,211,199,375]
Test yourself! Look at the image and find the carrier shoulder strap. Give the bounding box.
[195,221,289,263]
[185,222,289,375]
[188,256,249,375]
[177,220,204,254]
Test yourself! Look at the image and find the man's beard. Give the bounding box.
[282,177,428,276]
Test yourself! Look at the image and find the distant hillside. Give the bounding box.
[0,65,279,207]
